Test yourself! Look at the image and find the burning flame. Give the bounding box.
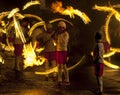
[22,43,45,69]
[51,1,91,24]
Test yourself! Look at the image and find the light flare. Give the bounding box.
[51,1,91,24]
[0,55,4,64]
[104,60,119,69]
[28,21,45,36]
[13,16,26,43]
[49,18,73,26]
[115,12,120,21]
[23,1,40,10]
[103,51,115,58]
[7,8,20,19]
[110,47,120,53]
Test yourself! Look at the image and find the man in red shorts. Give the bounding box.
[9,18,29,74]
[56,21,70,86]
[93,31,105,94]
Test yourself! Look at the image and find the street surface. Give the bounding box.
[0,55,120,95]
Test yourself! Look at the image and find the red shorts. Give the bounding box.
[14,44,23,56]
[56,51,67,64]
[94,63,104,77]
[44,51,56,61]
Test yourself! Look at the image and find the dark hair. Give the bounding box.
[95,32,102,41]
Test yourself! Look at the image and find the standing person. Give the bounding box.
[56,21,70,86]
[9,18,30,74]
[37,23,57,81]
[93,32,105,95]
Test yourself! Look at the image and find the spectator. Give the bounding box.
[93,31,105,95]
[56,21,70,86]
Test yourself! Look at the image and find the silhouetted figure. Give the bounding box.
[8,18,30,79]
[93,32,105,95]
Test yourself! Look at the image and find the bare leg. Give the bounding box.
[57,64,62,82]
[44,60,49,80]
[51,60,57,77]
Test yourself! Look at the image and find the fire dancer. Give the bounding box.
[56,21,70,86]
[93,31,104,94]
[9,18,30,73]
[37,23,57,81]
